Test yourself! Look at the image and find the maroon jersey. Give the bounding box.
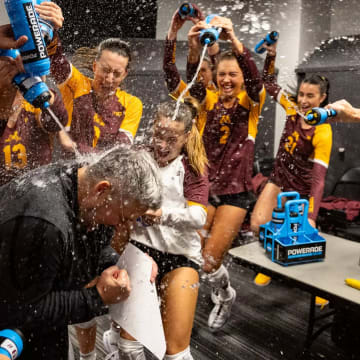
[188,47,265,196]
[263,54,332,220]
[182,155,209,208]
[0,94,68,185]
[49,35,142,154]
[163,38,183,96]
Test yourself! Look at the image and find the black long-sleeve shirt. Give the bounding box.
[0,165,119,331]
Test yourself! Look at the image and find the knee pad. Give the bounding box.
[207,264,230,289]
[118,337,146,360]
[164,346,194,360]
[75,318,97,329]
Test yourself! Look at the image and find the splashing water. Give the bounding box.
[46,107,81,159]
[281,91,308,121]
[172,44,209,121]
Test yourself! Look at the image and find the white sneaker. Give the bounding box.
[208,286,236,331]
[104,351,119,360]
[103,330,119,360]
[210,287,220,304]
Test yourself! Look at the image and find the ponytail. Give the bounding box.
[185,124,208,175]
[183,97,208,175]
[155,99,208,175]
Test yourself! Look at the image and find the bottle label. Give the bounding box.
[22,2,48,63]
[1,339,18,360]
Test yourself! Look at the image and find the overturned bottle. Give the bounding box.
[5,0,50,77]
[254,31,279,54]
[178,2,196,19]
[0,49,51,109]
[305,107,337,126]
[199,14,221,47]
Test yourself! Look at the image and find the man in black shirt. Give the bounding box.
[0,147,162,359]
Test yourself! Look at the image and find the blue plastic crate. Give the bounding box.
[259,192,326,266]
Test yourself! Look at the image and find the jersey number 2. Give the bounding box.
[219,115,231,144]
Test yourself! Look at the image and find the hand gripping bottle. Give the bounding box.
[0,49,51,109]
[254,31,279,54]
[0,329,24,360]
[199,14,221,47]
[5,0,50,77]
[305,107,337,126]
[178,2,196,19]
[34,0,54,45]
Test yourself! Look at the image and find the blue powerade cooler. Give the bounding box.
[259,192,326,266]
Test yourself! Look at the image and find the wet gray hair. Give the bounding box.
[85,146,162,209]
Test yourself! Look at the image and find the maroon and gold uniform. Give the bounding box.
[263,55,332,220]
[163,38,216,136]
[188,47,265,196]
[49,36,142,153]
[0,94,68,185]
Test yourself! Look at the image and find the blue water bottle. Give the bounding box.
[178,2,196,19]
[34,0,54,45]
[255,31,279,54]
[0,329,24,360]
[199,14,221,47]
[0,49,51,109]
[5,0,50,77]
[305,107,336,126]
[271,207,285,234]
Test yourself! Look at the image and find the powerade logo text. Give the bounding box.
[23,3,47,61]
[288,246,323,258]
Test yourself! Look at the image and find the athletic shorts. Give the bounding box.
[208,191,256,210]
[130,240,199,283]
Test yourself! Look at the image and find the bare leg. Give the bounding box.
[202,205,247,273]
[159,267,199,355]
[250,182,281,235]
[75,321,97,360]
[199,204,216,248]
[202,205,247,330]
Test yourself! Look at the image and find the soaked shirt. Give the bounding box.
[49,35,142,153]
[188,47,265,196]
[263,54,332,220]
[0,94,67,185]
[131,154,209,263]
[0,165,117,331]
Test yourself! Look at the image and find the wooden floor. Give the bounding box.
[69,254,351,360]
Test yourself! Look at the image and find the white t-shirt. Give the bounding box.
[131,154,209,264]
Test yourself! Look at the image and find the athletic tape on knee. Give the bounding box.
[164,346,194,360]
[118,337,146,360]
[207,264,229,289]
[75,318,97,329]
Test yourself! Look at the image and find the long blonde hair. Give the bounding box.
[155,99,208,175]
